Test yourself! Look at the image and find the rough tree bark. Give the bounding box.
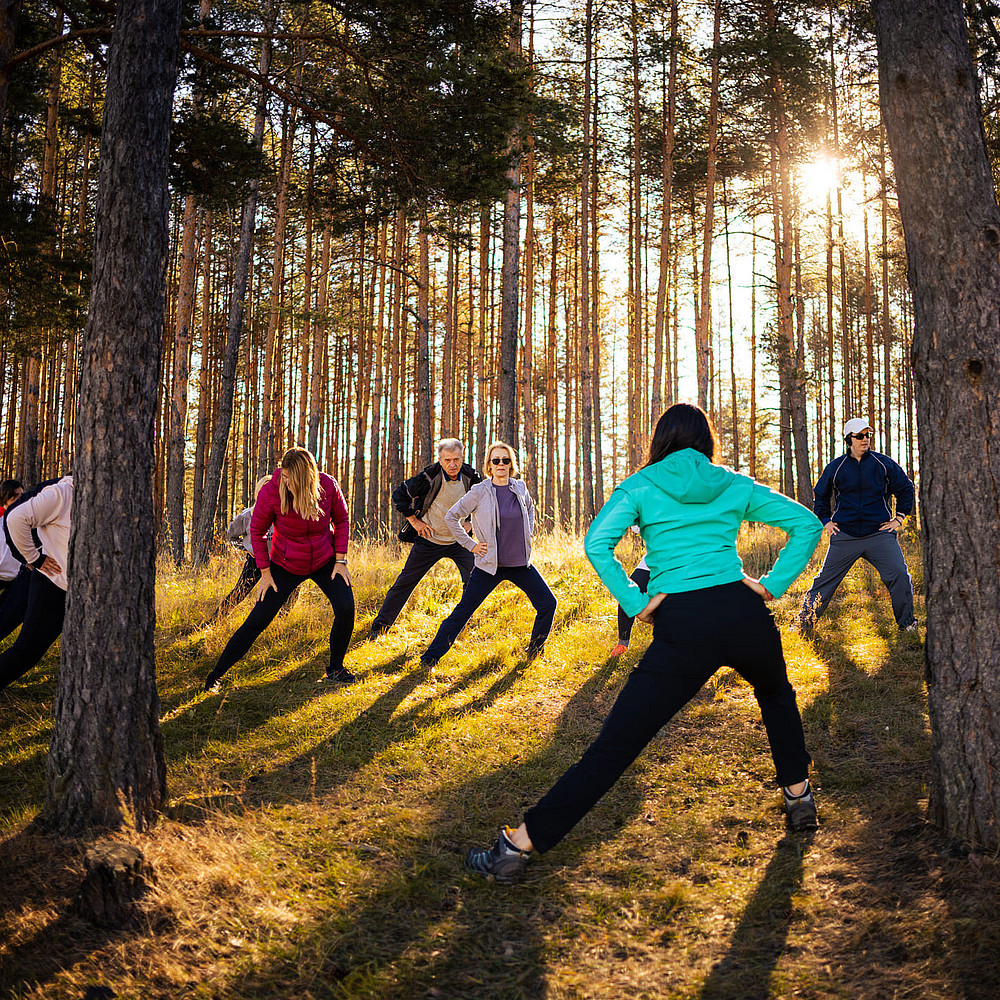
[873,0,1000,848]
[498,0,523,449]
[45,0,183,832]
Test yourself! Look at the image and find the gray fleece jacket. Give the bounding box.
[444,478,536,575]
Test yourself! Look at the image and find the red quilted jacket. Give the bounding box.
[250,468,349,575]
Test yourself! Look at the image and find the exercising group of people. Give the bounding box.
[0,403,916,881]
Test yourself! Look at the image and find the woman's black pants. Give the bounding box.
[0,571,66,692]
[209,553,297,624]
[616,566,651,644]
[207,558,355,684]
[524,580,811,853]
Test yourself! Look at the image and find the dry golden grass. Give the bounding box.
[2,527,999,999]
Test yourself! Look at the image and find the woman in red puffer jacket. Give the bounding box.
[205,447,356,689]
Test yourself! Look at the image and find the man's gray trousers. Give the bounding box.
[797,530,915,629]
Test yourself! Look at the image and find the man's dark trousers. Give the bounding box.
[372,539,475,630]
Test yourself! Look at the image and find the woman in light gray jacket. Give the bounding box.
[421,442,556,667]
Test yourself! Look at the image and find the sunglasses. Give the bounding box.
[490,456,512,465]
[852,432,872,440]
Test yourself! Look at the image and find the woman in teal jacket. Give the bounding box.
[466,403,824,882]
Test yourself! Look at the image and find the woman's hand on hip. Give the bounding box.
[257,567,277,602]
[472,541,488,556]
[741,575,774,601]
[36,555,62,579]
[333,561,352,587]
[637,592,666,623]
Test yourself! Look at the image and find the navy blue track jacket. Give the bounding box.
[812,450,914,537]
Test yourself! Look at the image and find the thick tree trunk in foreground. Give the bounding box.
[46,0,183,832]
[873,0,1000,848]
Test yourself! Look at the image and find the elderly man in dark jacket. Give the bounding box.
[796,417,916,632]
[369,438,483,639]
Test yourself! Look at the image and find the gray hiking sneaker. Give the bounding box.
[783,781,819,832]
[465,826,531,883]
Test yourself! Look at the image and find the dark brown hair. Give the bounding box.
[646,403,718,466]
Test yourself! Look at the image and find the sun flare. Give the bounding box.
[798,155,842,206]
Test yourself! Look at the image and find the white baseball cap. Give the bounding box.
[844,417,872,437]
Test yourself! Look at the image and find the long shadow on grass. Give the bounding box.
[696,833,814,1000]
[793,599,1000,998]
[156,629,399,783]
[223,658,647,1000]
[238,649,540,809]
[0,660,61,824]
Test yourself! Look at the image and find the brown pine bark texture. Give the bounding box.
[874,0,1000,848]
[46,0,182,833]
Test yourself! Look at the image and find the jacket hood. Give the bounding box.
[634,449,738,504]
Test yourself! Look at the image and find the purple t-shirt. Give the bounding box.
[493,483,527,567]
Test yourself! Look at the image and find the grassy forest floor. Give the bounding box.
[1,528,999,999]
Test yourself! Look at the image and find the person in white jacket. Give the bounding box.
[0,476,72,693]
[420,442,556,668]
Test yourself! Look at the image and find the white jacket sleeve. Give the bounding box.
[7,487,65,566]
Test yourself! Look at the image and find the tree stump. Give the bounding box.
[75,842,153,928]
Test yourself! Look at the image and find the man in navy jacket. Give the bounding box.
[796,417,917,632]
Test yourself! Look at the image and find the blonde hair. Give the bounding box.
[279,448,322,520]
[253,476,270,501]
[484,441,519,478]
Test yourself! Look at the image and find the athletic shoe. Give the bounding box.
[465,826,531,883]
[527,645,545,662]
[203,670,224,692]
[783,781,819,832]
[320,666,357,684]
[368,622,388,641]
[900,622,919,634]
[610,643,629,658]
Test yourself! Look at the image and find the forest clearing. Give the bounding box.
[3,530,997,1000]
[2,0,1000,996]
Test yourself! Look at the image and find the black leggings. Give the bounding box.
[0,567,31,643]
[207,558,355,684]
[524,580,811,853]
[0,571,66,692]
[208,553,298,624]
[616,566,651,645]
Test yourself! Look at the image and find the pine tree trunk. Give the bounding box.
[192,209,213,532]
[873,0,1000,849]
[415,206,432,468]
[522,101,538,497]
[191,32,271,567]
[166,193,199,564]
[308,222,331,456]
[879,124,893,455]
[578,0,594,519]
[257,98,298,475]
[498,1,523,449]
[46,0,182,833]
[695,0,721,413]
[653,0,678,424]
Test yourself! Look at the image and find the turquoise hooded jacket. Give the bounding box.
[584,449,823,618]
